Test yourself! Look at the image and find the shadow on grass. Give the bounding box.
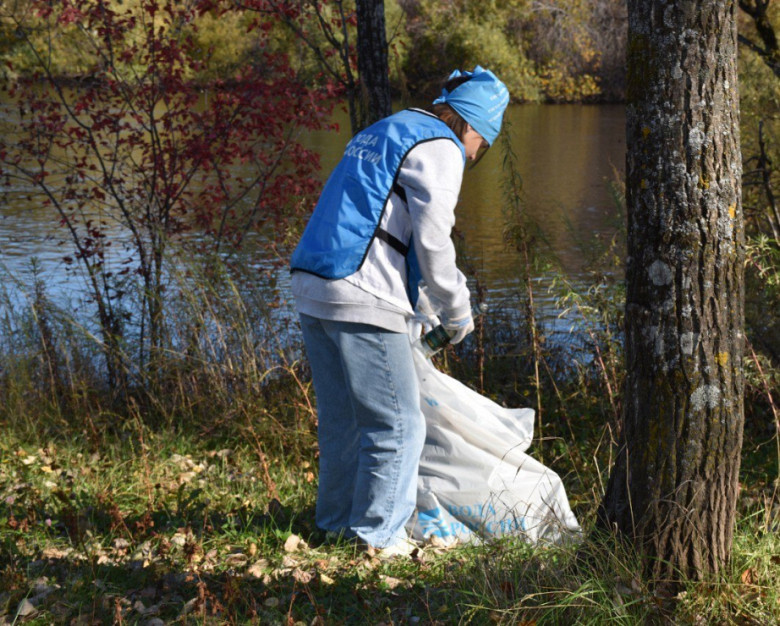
[3,537,467,624]
[1,493,473,624]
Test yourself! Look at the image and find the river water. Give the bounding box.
[1,103,626,330]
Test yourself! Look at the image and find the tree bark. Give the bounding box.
[598,0,745,586]
[355,0,392,130]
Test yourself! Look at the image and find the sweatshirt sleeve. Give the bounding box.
[398,138,471,320]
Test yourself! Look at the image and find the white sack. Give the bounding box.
[408,345,581,545]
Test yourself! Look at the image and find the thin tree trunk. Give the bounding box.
[598,0,745,587]
[355,0,392,130]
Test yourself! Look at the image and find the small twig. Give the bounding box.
[248,428,280,502]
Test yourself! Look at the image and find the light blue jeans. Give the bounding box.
[299,314,425,548]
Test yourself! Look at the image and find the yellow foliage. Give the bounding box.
[1,0,622,103]
[190,10,259,79]
[537,62,601,103]
[402,0,608,102]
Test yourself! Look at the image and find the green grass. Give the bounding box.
[1,420,778,625]
[1,244,778,624]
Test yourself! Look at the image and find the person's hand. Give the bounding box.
[443,311,474,345]
[413,283,440,332]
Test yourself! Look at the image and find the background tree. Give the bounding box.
[598,0,744,589]
[739,0,780,240]
[740,0,780,78]
[355,0,392,126]
[238,0,393,134]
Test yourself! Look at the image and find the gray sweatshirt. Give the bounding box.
[292,127,470,333]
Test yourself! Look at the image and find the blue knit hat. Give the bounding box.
[432,66,509,145]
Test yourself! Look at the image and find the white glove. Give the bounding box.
[412,283,441,333]
[442,310,474,345]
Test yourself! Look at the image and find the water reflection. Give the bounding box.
[459,105,625,289]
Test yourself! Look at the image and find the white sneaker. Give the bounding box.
[373,537,420,560]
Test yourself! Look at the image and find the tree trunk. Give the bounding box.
[355,0,392,130]
[598,0,745,586]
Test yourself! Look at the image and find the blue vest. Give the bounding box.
[290,109,465,298]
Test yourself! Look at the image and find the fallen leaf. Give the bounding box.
[113,538,130,550]
[131,540,154,561]
[224,552,248,567]
[360,556,380,571]
[742,568,758,585]
[37,449,53,464]
[247,559,269,578]
[41,547,72,559]
[281,555,298,568]
[293,568,313,584]
[178,471,196,484]
[284,533,308,553]
[15,598,37,618]
[427,535,452,549]
[379,575,404,590]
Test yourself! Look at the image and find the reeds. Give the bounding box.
[0,251,316,447]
